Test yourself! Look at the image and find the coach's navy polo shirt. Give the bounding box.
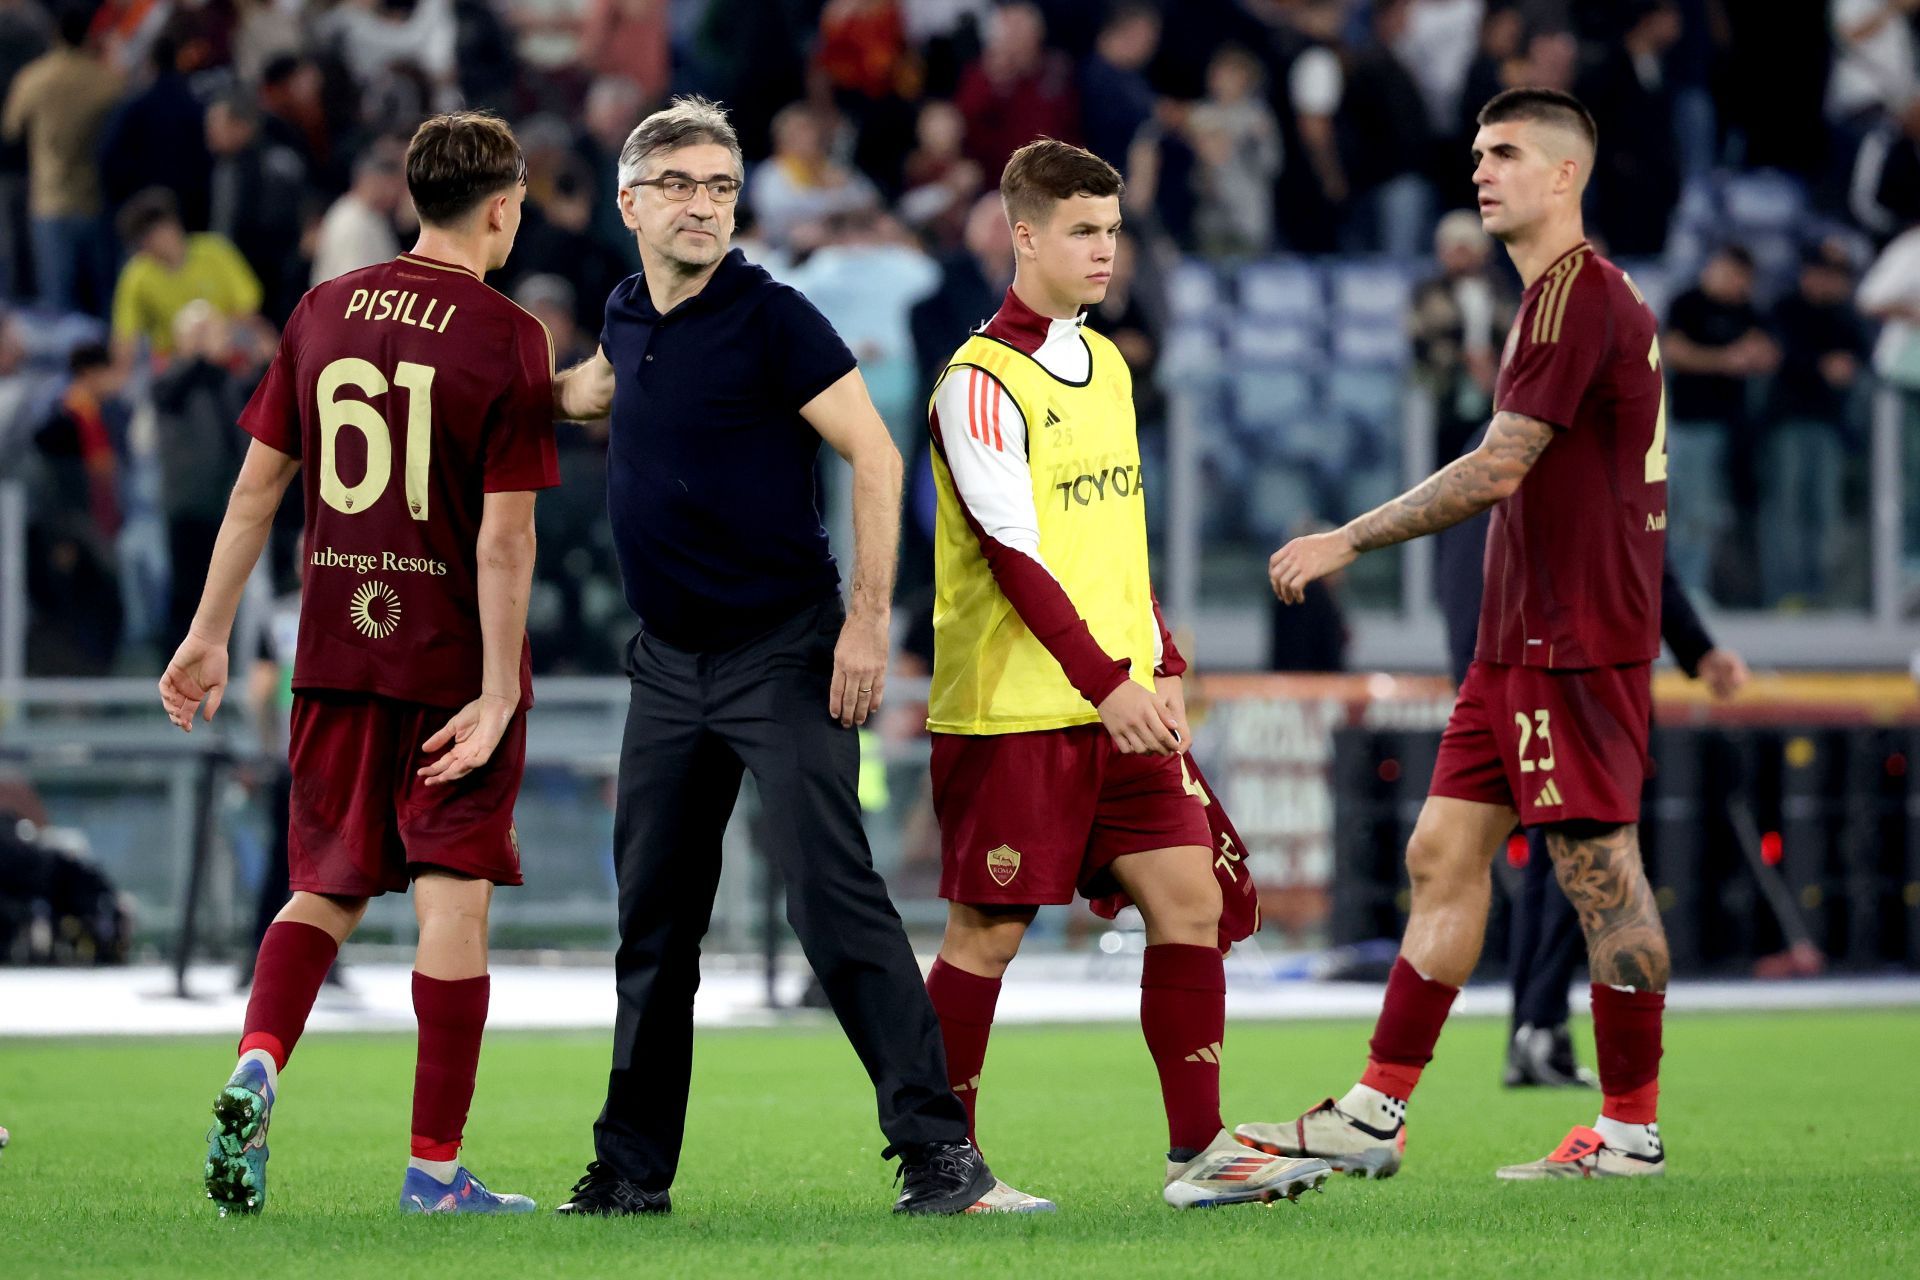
[600,249,857,651]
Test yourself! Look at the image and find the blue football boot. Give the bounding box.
[205,1057,275,1215]
[399,1165,537,1215]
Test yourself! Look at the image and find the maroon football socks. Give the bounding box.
[1590,983,1664,1124]
[409,972,489,1162]
[1141,943,1226,1154]
[1358,956,1461,1101]
[237,920,340,1070]
[926,957,1001,1144]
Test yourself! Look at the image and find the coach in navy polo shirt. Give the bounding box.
[548,97,1004,1218]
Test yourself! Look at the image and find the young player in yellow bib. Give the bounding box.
[922,138,1329,1209]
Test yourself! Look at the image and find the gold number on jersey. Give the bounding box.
[1514,709,1555,774]
[316,357,437,520]
[1178,755,1211,806]
[1645,336,1669,484]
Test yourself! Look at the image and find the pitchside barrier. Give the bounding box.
[2,673,1917,985]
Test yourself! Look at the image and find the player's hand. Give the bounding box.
[417,694,515,786]
[1697,648,1750,701]
[1269,530,1358,604]
[831,609,888,728]
[1156,674,1192,754]
[159,632,230,732]
[1097,681,1182,755]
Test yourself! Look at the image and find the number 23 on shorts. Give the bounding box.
[1513,709,1555,774]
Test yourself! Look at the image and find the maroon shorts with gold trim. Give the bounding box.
[287,689,525,897]
[1428,660,1651,827]
[931,723,1213,906]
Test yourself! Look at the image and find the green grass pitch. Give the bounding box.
[3,1009,1915,1278]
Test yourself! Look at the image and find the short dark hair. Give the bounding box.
[260,53,303,88]
[1713,242,1755,271]
[405,112,525,227]
[1477,86,1598,155]
[117,187,181,248]
[1000,138,1123,229]
[56,3,90,48]
[68,341,111,376]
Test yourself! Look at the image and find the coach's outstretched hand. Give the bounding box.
[831,610,888,728]
[159,632,229,732]
[418,694,515,786]
[1269,529,1358,604]
[1098,681,1182,756]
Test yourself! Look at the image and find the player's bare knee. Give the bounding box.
[281,890,368,941]
[413,870,493,928]
[942,903,1033,974]
[1132,865,1222,946]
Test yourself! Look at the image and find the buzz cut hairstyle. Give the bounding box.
[617,95,743,192]
[1477,86,1598,156]
[999,138,1124,230]
[405,111,526,228]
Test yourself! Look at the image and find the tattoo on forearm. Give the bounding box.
[1545,823,1671,992]
[1345,411,1555,553]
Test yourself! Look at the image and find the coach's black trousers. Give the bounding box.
[592,599,968,1189]
[1508,827,1584,1029]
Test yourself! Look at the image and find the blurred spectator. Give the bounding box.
[1851,97,1920,239]
[258,54,335,191]
[1088,233,1163,430]
[583,0,671,105]
[318,0,458,109]
[898,100,984,248]
[953,1,1081,178]
[1763,240,1871,605]
[1078,1,1160,170]
[1857,217,1920,597]
[817,0,912,102]
[1336,0,1436,258]
[310,141,405,287]
[206,88,311,327]
[516,274,596,371]
[1578,0,1682,256]
[1662,244,1778,599]
[1282,1,1348,248]
[1392,0,1482,144]
[748,103,881,252]
[1827,0,1919,130]
[1186,45,1281,258]
[231,0,304,86]
[576,76,647,269]
[26,341,127,673]
[97,33,213,235]
[452,0,525,116]
[911,191,1012,397]
[0,0,51,302]
[505,162,634,335]
[785,207,941,448]
[0,309,56,457]
[150,301,259,642]
[110,188,262,368]
[2,6,123,314]
[1412,209,1517,466]
[1457,3,1525,142]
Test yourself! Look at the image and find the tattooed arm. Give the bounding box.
[1267,410,1557,603]
[1545,822,1671,992]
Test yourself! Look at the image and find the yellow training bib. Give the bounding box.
[927,327,1158,735]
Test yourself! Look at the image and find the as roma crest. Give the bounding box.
[986,845,1021,887]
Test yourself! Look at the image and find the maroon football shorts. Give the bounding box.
[1428,660,1651,827]
[931,723,1213,906]
[286,689,526,897]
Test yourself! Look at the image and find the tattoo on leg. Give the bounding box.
[1545,823,1671,992]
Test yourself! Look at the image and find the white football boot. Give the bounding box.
[1163,1129,1331,1208]
[1234,1097,1406,1180]
[1495,1124,1666,1180]
[964,1178,1058,1213]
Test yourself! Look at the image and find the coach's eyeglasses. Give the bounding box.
[630,176,742,204]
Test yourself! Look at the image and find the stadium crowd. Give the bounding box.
[0,0,1914,676]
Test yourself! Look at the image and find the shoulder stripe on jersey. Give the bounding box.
[968,369,982,443]
[1531,248,1588,345]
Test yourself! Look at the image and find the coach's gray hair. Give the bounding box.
[616,95,742,191]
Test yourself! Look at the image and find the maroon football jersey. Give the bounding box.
[1478,242,1666,669]
[240,252,560,708]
